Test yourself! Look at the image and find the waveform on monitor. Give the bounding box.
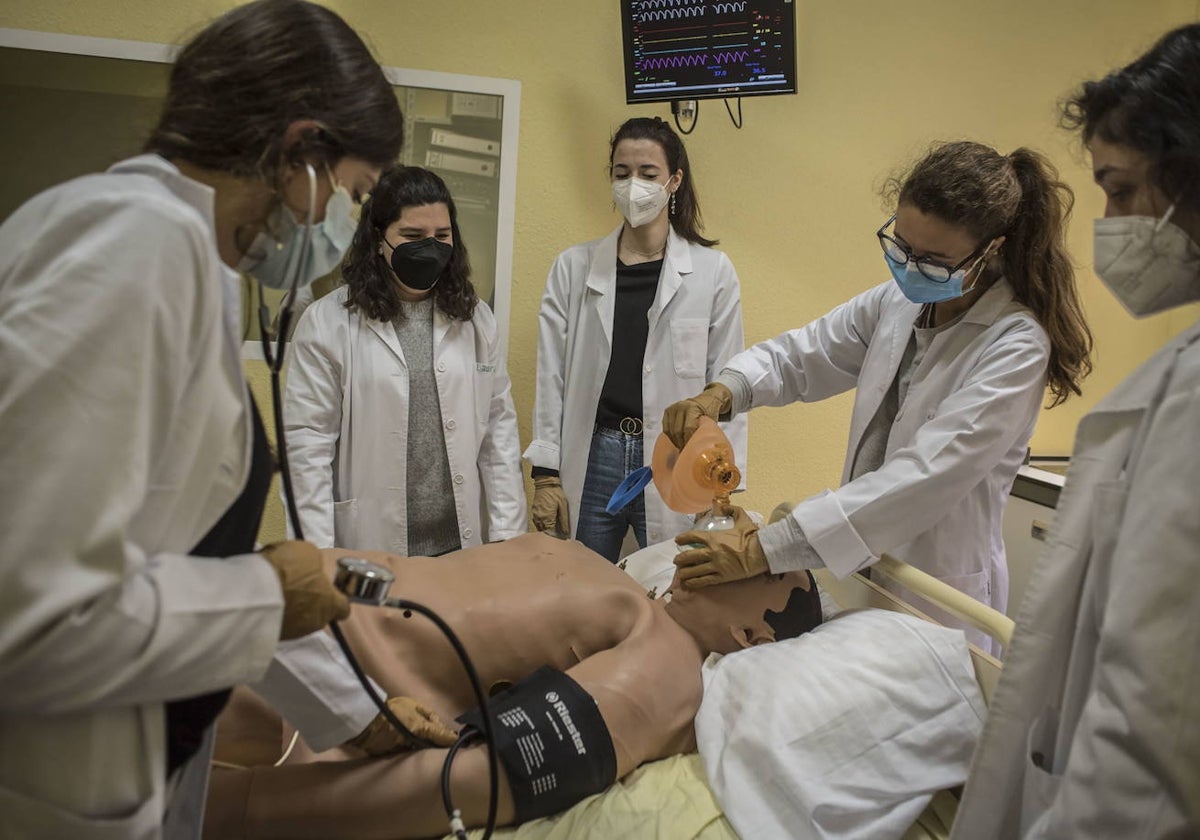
[637,49,751,70]
[636,0,704,8]
[711,2,748,12]
[638,6,706,20]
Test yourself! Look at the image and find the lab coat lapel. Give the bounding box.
[917,278,1016,375]
[647,226,691,334]
[433,306,451,353]
[365,316,406,367]
[1088,318,1200,417]
[584,227,621,357]
[846,295,920,458]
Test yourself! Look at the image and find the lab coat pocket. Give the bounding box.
[1019,707,1063,834]
[332,498,358,546]
[474,364,495,427]
[670,318,708,379]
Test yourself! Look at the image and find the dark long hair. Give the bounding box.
[145,0,402,175]
[609,117,717,247]
[883,141,1093,407]
[342,166,478,323]
[1062,23,1200,220]
[763,574,823,641]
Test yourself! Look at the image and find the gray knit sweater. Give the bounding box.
[393,297,460,557]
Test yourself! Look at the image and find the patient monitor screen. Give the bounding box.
[621,0,798,104]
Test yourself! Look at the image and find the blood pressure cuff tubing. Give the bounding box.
[456,666,617,822]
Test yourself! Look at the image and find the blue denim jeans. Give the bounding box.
[576,425,647,563]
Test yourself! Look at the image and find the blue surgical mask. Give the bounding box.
[884,251,984,304]
[239,168,358,290]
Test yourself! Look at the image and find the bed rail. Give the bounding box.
[870,554,1014,649]
[768,502,1011,702]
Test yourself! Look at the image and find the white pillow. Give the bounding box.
[617,538,680,596]
[695,608,986,840]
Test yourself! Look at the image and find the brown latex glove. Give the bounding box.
[260,540,351,640]
[346,696,458,755]
[673,504,770,589]
[661,382,733,450]
[531,476,571,537]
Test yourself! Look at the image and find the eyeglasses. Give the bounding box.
[876,214,991,283]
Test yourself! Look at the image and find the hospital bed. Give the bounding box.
[458,504,1012,840]
[209,509,1009,840]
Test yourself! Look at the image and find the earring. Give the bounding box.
[670,193,676,216]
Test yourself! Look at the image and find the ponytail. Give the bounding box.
[886,141,1093,407]
[1004,149,1093,407]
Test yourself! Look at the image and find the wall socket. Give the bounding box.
[672,99,698,120]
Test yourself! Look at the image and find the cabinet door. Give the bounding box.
[1001,494,1056,620]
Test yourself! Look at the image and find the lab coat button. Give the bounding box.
[463,528,473,539]
[437,362,446,372]
[454,473,464,485]
[445,419,456,431]
[644,364,653,373]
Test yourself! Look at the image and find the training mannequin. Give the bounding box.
[205,532,819,838]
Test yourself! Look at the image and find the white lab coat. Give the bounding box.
[730,279,1049,651]
[951,317,1200,838]
[284,285,526,553]
[524,225,748,545]
[0,156,377,840]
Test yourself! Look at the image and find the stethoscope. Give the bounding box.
[256,164,497,839]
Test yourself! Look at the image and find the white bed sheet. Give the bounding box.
[695,608,986,840]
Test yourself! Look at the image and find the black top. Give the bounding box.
[596,257,662,428]
[165,391,274,777]
[532,258,663,480]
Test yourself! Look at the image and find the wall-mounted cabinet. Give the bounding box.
[0,29,520,359]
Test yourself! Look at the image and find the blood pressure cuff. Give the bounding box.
[456,666,617,822]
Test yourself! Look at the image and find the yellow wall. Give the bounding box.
[5,0,1198,532]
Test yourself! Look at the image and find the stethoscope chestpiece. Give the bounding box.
[333,556,395,605]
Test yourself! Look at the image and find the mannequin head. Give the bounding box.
[664,570,821,656]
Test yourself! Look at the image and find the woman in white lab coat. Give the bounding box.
[0,4,453,838]
[285,166,526,555]
[952,25,1200,837]
[525,116,747,561]
[667,141,1093,653]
